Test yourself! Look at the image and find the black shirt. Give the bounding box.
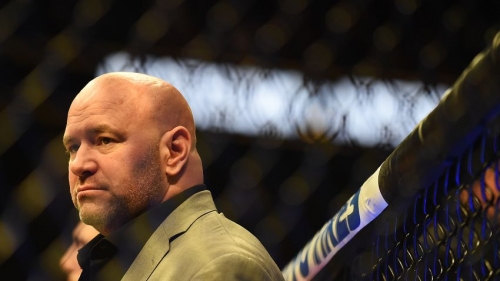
[77,185,206,281]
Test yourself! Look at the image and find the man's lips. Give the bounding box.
[77,185,103,193]
[76,185,105,199]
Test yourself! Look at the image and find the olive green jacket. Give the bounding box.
[121,190,285,281]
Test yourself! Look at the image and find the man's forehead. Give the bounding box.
[65,73,174,131]
[64,81,152,136]
[70,81,143,116]
[79,77,134,100]
[72,73,171,108]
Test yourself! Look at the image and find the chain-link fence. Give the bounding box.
[352,132,500,280]
[0,0,499,280]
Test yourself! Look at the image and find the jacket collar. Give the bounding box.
[122,190,217,281]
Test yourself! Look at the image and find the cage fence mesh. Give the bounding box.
[0,0,499,280]
[348,130,500,280]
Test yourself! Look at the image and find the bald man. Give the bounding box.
[63,72,284,280]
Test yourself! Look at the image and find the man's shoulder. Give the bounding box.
[151,211,284,280]
[178,210,260,250]
[141,190,285,280]
[168,190,259,245]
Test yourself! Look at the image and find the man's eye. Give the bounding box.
[66,145,79,154]
[101,137,112,145]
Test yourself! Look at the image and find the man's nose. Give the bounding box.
[69,146,97,178]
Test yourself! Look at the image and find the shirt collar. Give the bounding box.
[77,184,207,279]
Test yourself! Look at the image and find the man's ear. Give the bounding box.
[160,126,192,177]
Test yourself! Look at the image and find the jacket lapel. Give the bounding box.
[121,191,217,281]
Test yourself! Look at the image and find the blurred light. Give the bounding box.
[325,5,356,34]
[14,171,55,219]
[0,110,16,153]
[207,2,239,33]
[48,33,81,63]
[197,138,216,167]
[346,90,399,146]
[0,24,86,155]
[0,221,15,263]
[97,51,448,147]
[303,42,335,72]
[255,214,286,245]
[279,0,309,15]
[156,0,184,9]
[74,0,112,28]
[373,25,399,52]
[255,23,287,53]
[352,59,379,77]
[303,144,339,167]
[20,70,50,108]
[0,136,70,264]
[230,157,263,189]
[419,41,446,69]
[0,0,31,43]
[181,35,215,60]
[133,10,169,43]
[0,67,55,155]
[44,134,69,175]
[395,0,419,15]
[303,100,332,138]
[33,238,68,280]
[279,175,310,205]
[443,5,467,32]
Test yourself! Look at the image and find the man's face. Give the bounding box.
[63,78,167,234]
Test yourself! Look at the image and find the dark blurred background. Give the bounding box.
[0,0,499,280]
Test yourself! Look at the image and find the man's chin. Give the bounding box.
[78,206,107,228]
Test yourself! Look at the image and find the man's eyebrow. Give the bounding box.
[92,124,126,141]
[91,124,121,135]
[62,135,74,147]
[62,124,124,146]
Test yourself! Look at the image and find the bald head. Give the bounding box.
[64,72,203,234]
[71,72,197,147]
